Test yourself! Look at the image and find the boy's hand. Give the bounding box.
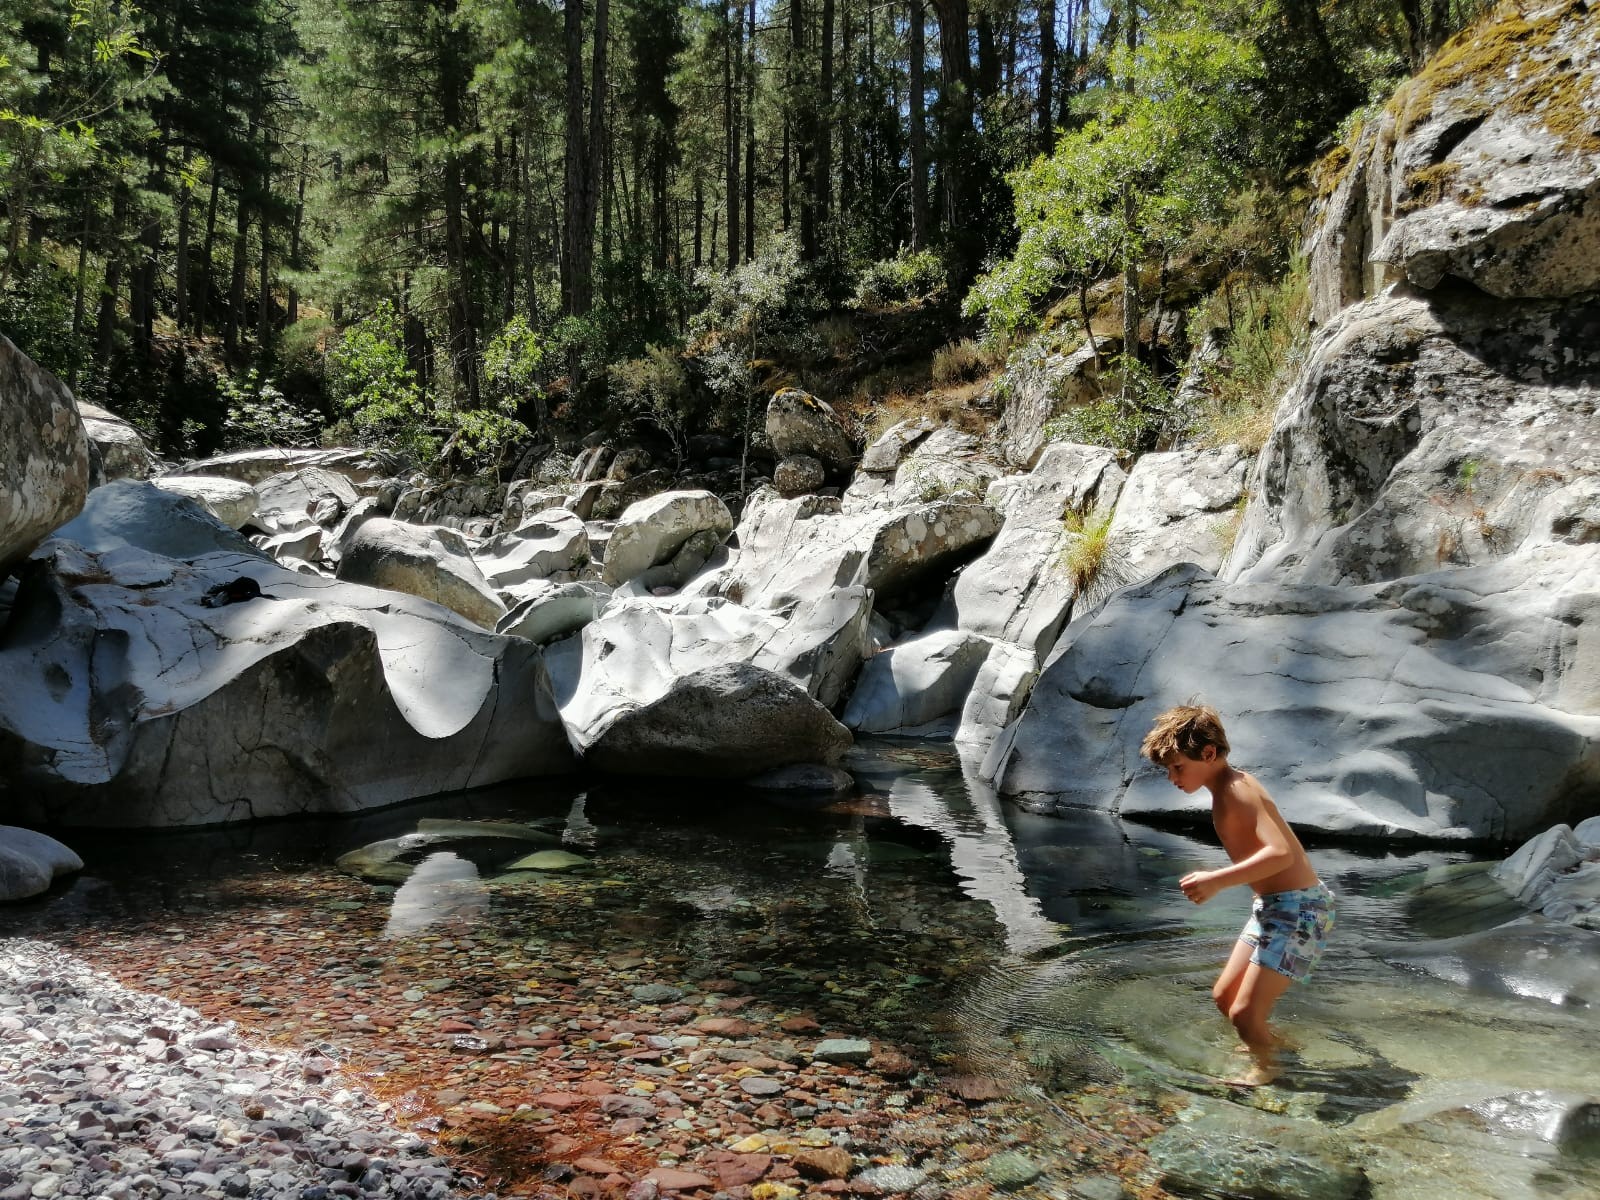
[1180,870,1224,904]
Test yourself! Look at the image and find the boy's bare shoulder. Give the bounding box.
[1214,768,1277,814]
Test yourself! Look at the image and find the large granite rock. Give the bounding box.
[255,466,361,528]
[1308,0,1600,324]
[712,488,1001,610]
[988,336,1119,469]
[1227,288,1600,589]
[547,587,871,720]
[948,443,1128,659]
[0,546,574,827]
[153,475,260,529]
[475,507,589,591]
[78,401,156,484]
[179,447,396,489]
[766,389,855,475]
[1107,444,1249,580]
[841,629,994,733]
[496,580,610,645]
[48,479,265,562]
[336,517,506,629]
[983,557,1600,841]
[1,333,88,579]
[574,662,852,778]
[601,489,734,587]
[846,427,1003,514]
[1494,820,1600,927]
[0,825,83,902]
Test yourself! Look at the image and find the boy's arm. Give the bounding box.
[1180,787,1295,903]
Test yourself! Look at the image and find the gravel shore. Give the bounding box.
[0,938,475,1200]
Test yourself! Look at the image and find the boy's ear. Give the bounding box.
[1201,745,1216,762]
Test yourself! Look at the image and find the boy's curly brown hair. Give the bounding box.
[1141,704,1231,763]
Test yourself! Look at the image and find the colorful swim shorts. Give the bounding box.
[1240,881,1336,983]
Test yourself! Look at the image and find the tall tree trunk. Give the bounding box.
[193,166,221,337]
[584,0,610,313]
[908,0,928,250]
[440,0,482,407]
[792,0,815,257]
[932,0,977,283]
[175,151,192,330]
[562,0,587,316]
[839,0,855,232]
[744,0,756,262]
[693,171,704,268]
[70,202,92,388]
[225,180,250,358]
[95,189,128,372]
[1120,0,1139,368]
[257,138,273,360]
[288,144,308,326]
[725,0,742,267]
[1037,0,1056,153]
[814,0,834,254]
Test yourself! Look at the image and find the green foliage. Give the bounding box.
[609,344,694,462]
[1188,257,1310,453]
[966,13,1265,341]
[220,369,323,450]
[1059,509,1127,606]
[852,247,948,308]
[482,315,544,409]
[689,234,815,411]
[1042,355,1179,453]
[0,258,89,382]
[326,302,431,462]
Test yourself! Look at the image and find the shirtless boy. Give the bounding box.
[1141,705,1336,1085]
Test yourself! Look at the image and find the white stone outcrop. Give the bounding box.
[179,446,395,489]
[79,400,156,484]
[984,558,1600,842]
[1108,444,1249,580]
[49,479,265,562]
[989,337,1119,468]
[476,507,589,591]
[767,388,855,476]
[153,475,260,529]
[601,490,733,587]
[841,629,994,734]
[570,661,852,778]
[0,826,83,902]
[497,580,610,645]
[1495,820,1600,928]
[0,545,574,827]
[336,517,506,629]
[1308,0,1600,323]
[1,333,88,579]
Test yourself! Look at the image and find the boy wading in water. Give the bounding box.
[1141,705,1336,1086]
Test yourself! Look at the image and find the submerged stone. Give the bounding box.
[1148,1120,1366,1200]
[504,849,591,872]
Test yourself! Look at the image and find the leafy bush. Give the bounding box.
[853,248,948,308]
[0,260,90,384]
[220,370,323,450]
[1042,354,1179,452]
[1188,257,1310,452]
[609,345,694,464]
[326,301,432,462]
[482,316,544,409]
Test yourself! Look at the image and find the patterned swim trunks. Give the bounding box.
[1241,881,1336,983]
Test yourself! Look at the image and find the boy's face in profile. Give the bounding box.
[1161,746,1218,794]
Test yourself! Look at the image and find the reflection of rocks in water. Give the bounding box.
[383,851,486,936]
[1377,921,1600,1007]
[1017,1030,1119,1092]
[1368,859,1531,938]
[336,819,561,883]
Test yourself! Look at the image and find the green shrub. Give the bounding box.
[1042,354,1179,452]
[220,369,322,450]
[0,259,90,384]
[327,301,433,462]
[1188,257,1310,453]
[609,345,694,464]
[1059,510,1127,606]
[853,247,948,308]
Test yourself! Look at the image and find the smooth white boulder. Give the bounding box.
[984,556,1600,842]
[178,446,395,488]
[153,475,260,529]
[497,580,610,645]
[578,662,852,778]
[600,490,733,587]
[47,478,266,562]
[78,400,156,483]
[1106,444,1249,581]
[1,332,88,578]
[0,826,83,901]
[337,517,506,629]
[0,544,574,827]
[476,507,589,589]
[842,629,994,733]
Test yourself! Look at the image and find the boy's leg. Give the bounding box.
[1226,962,1294,1083]
[1212,938,1256,1019]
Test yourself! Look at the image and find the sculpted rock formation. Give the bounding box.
[0,543,574,827]
[336,517,506,629]
[152,475,260,530]
[601,490,734,587]
[0,825,83,902]
[984,2,1600,842]
[79,401,156,484]
[1,333,88,579]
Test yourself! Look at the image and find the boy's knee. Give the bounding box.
[1227,999,1262,1032]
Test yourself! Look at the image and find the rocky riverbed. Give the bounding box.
[0,796,1168,1200]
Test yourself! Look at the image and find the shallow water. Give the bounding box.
[8,740,1600,1199]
